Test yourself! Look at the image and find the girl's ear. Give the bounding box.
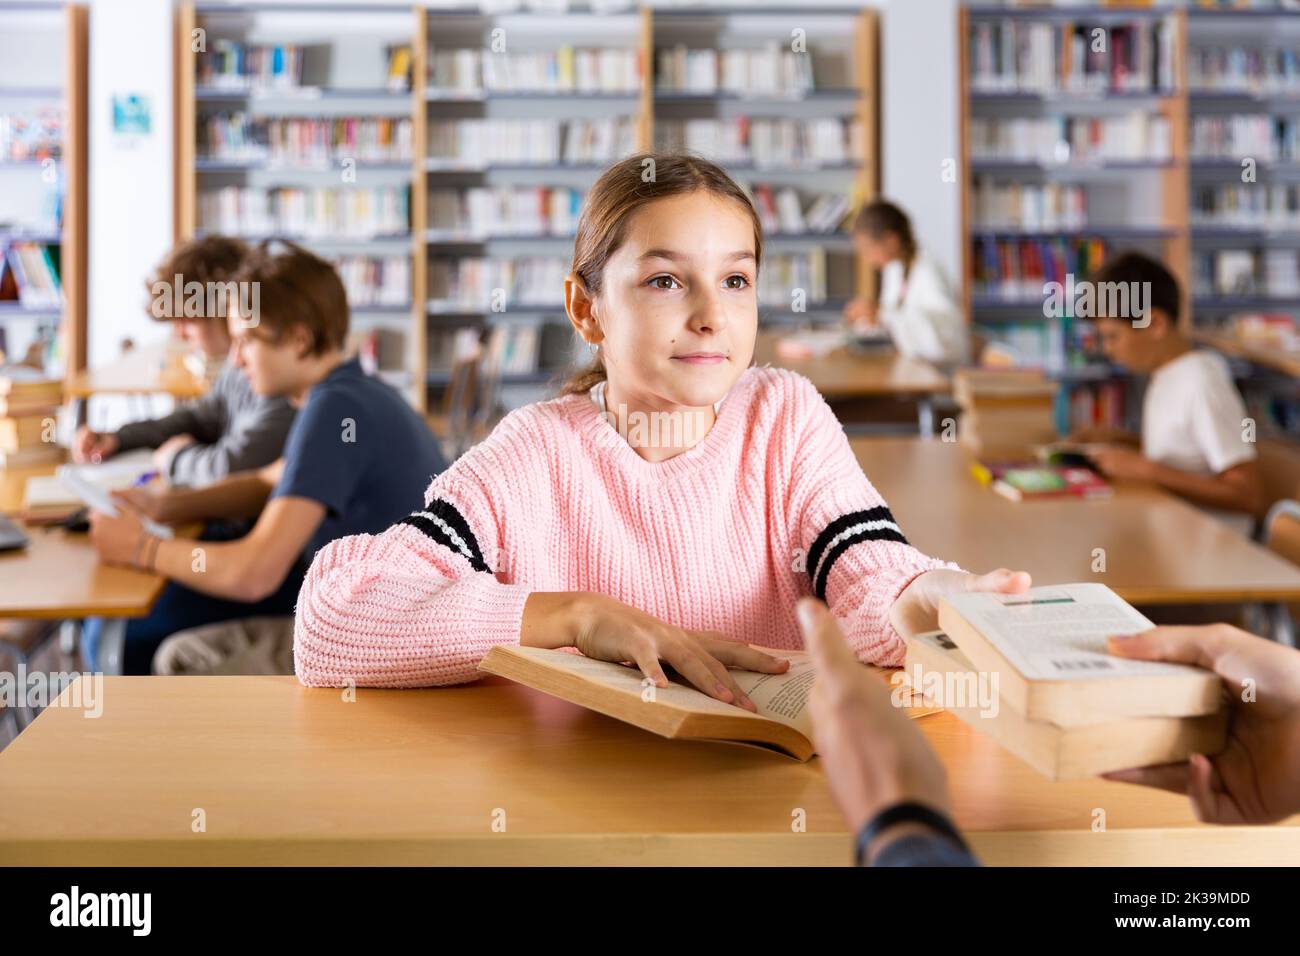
[564,272,603,345]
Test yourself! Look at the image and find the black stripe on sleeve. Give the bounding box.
[423,498,489,571]
[397,506,492,574]
[806,506,910,601]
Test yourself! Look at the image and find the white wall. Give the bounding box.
[86,0,176,427]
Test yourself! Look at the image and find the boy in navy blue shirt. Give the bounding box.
[88,241,447,674]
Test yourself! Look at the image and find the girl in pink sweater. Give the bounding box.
[295,153,1030,706]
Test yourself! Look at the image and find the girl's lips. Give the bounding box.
[672,353,727,365]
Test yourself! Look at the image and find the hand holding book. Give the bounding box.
[890,567,1033,641]
[1104,624,1300,826]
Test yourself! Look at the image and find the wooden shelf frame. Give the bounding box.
[0,2,89,382]
[173,3,880,413]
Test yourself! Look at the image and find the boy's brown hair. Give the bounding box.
[233,240,349,356]
[145,235,250,320]
[1089,251,1182,327]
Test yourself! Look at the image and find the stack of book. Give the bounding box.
[911,584,1228,781]
[955,368,1060,460]
[0,369,62,469]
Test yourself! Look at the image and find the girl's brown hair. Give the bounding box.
[852,199,918,266]
[558,152,765,397]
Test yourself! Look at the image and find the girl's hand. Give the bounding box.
[890,568,1032,639]
[566,592,790,711]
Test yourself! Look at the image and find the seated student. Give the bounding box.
[292,152,1030,700]
[1072,251,1265,526]
[843,200,968,366]
[72,236,296,487]
[797,597,1300,865]
[86,241,447,675]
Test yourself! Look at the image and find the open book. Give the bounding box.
[938,583,1224,726]
[479,644,940,761]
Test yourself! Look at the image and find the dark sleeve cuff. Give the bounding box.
[867,831,980,868]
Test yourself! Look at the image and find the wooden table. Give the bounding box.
[853,437,1300,605]
[0,675,1294,865]
[63,344,208,400]
[753,330,950,435]
[1,463,185,673]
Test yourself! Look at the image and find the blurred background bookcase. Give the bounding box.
[960,1,1300,440]
[0,1,88,384]
[174,2,878,415]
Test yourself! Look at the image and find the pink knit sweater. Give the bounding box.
[294,365,958,687]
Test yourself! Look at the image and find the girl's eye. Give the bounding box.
[648,275,680,290]
[724,274,751,290]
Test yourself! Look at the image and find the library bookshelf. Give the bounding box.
[0,1,88,385]
[960,1,1300,438]
[174,2,878,414]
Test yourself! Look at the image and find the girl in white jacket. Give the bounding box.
[845,200,968,366]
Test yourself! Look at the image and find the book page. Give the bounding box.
[943,583,1201,682]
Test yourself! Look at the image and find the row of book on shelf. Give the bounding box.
[1194,248,1300,298]
[425,321,575,380]
[429,183,847,239]
[428,251,833,310]
[969,113,1171,165]
[333,255,410,309]
[197,115,413,164]
[1190,115,1300,162]
[972,236,1108,302]
[428,47,641,95]
[1193,183,1300,228]
[0,241,62,310]
[427,118,635,166]
[1188,46,1300,95]
[197,41,413,93]
[971,179,1087,232]
[654,44,818,96]
[968,16,1178,95]
[656,118,863,168]
[198,186,409,239]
